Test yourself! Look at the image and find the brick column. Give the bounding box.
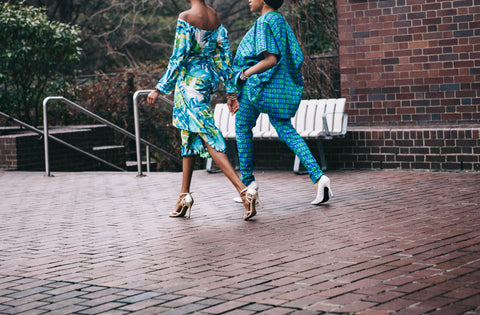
[0,136,18,170]
[337,0,480,126]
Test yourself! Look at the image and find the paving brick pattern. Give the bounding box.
[0,170,479,314]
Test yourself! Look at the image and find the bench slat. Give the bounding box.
[332,98,346,134]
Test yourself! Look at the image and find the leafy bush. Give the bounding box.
[285,0,340,98]
[72,64,183,171]
[0,3,81,126]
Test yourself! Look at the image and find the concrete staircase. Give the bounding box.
[0,125,128,171]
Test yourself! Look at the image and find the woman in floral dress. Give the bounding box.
[147,0,260,220]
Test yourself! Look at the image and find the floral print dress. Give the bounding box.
[156,19,237,158]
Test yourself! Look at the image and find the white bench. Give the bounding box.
[206,98,348,173]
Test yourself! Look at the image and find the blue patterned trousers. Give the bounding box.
[235,102,324,186]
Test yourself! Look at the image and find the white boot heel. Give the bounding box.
[311,176,333,205]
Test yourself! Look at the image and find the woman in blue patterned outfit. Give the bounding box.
[147,0,260,220]
[233,0,333,205]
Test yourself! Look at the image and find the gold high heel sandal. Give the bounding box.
[240,186,262,220]
[311,175,333,205]
[170,193,194,218]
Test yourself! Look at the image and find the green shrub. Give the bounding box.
[0,3,81,126]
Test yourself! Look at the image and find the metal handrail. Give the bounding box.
[43,96,181,177]
[0,111,125,174]
[133,90,177,177]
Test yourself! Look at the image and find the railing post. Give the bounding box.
[43,96,64,177]
[43,98,51,177]
[146,145,151,173]
[132,90,176,177]
[133,90,152,177]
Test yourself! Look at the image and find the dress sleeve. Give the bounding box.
[232,27,256,85]
[254,18,281,57]
[212,27,237,94]
[252,15,282,83]
[156,20,192,94]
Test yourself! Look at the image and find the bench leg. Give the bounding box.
[233,153,240,171]
[205,157,224,173]
[294,155,299,173]
[230,141,240,171]
[293,155,308,175]
[317,139,327,171]
[293,139,327,174]
[206,157,214,173]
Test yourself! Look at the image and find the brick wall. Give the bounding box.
[297,0,480,172]
[324,126,480,171]
[337,0,480,126]
[237,125,480,173]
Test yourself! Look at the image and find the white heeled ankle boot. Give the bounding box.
[311,176,333,205]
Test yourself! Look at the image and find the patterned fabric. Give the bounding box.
[235,97,323,185]
[180,129,226,159]
[233,12,304,119]
[156,19,237,157]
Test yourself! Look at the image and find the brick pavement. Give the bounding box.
[0,169,479,314]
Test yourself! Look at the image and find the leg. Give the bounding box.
[180,155,195,193]
[269,116,333,204]
[201,134,260,220]
[204,142,245,194]
[170,130,198,218]
[179,129,199,193]
[170,156,195,218]
[235,101,260,186]
[171,155,195,218]
[269,116,323,184]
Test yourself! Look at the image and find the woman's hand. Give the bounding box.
[227,98,239,114]
[147,89,160,106]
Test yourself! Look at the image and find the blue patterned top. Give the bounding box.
[156,19,237,133]
[233,12,304,119]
